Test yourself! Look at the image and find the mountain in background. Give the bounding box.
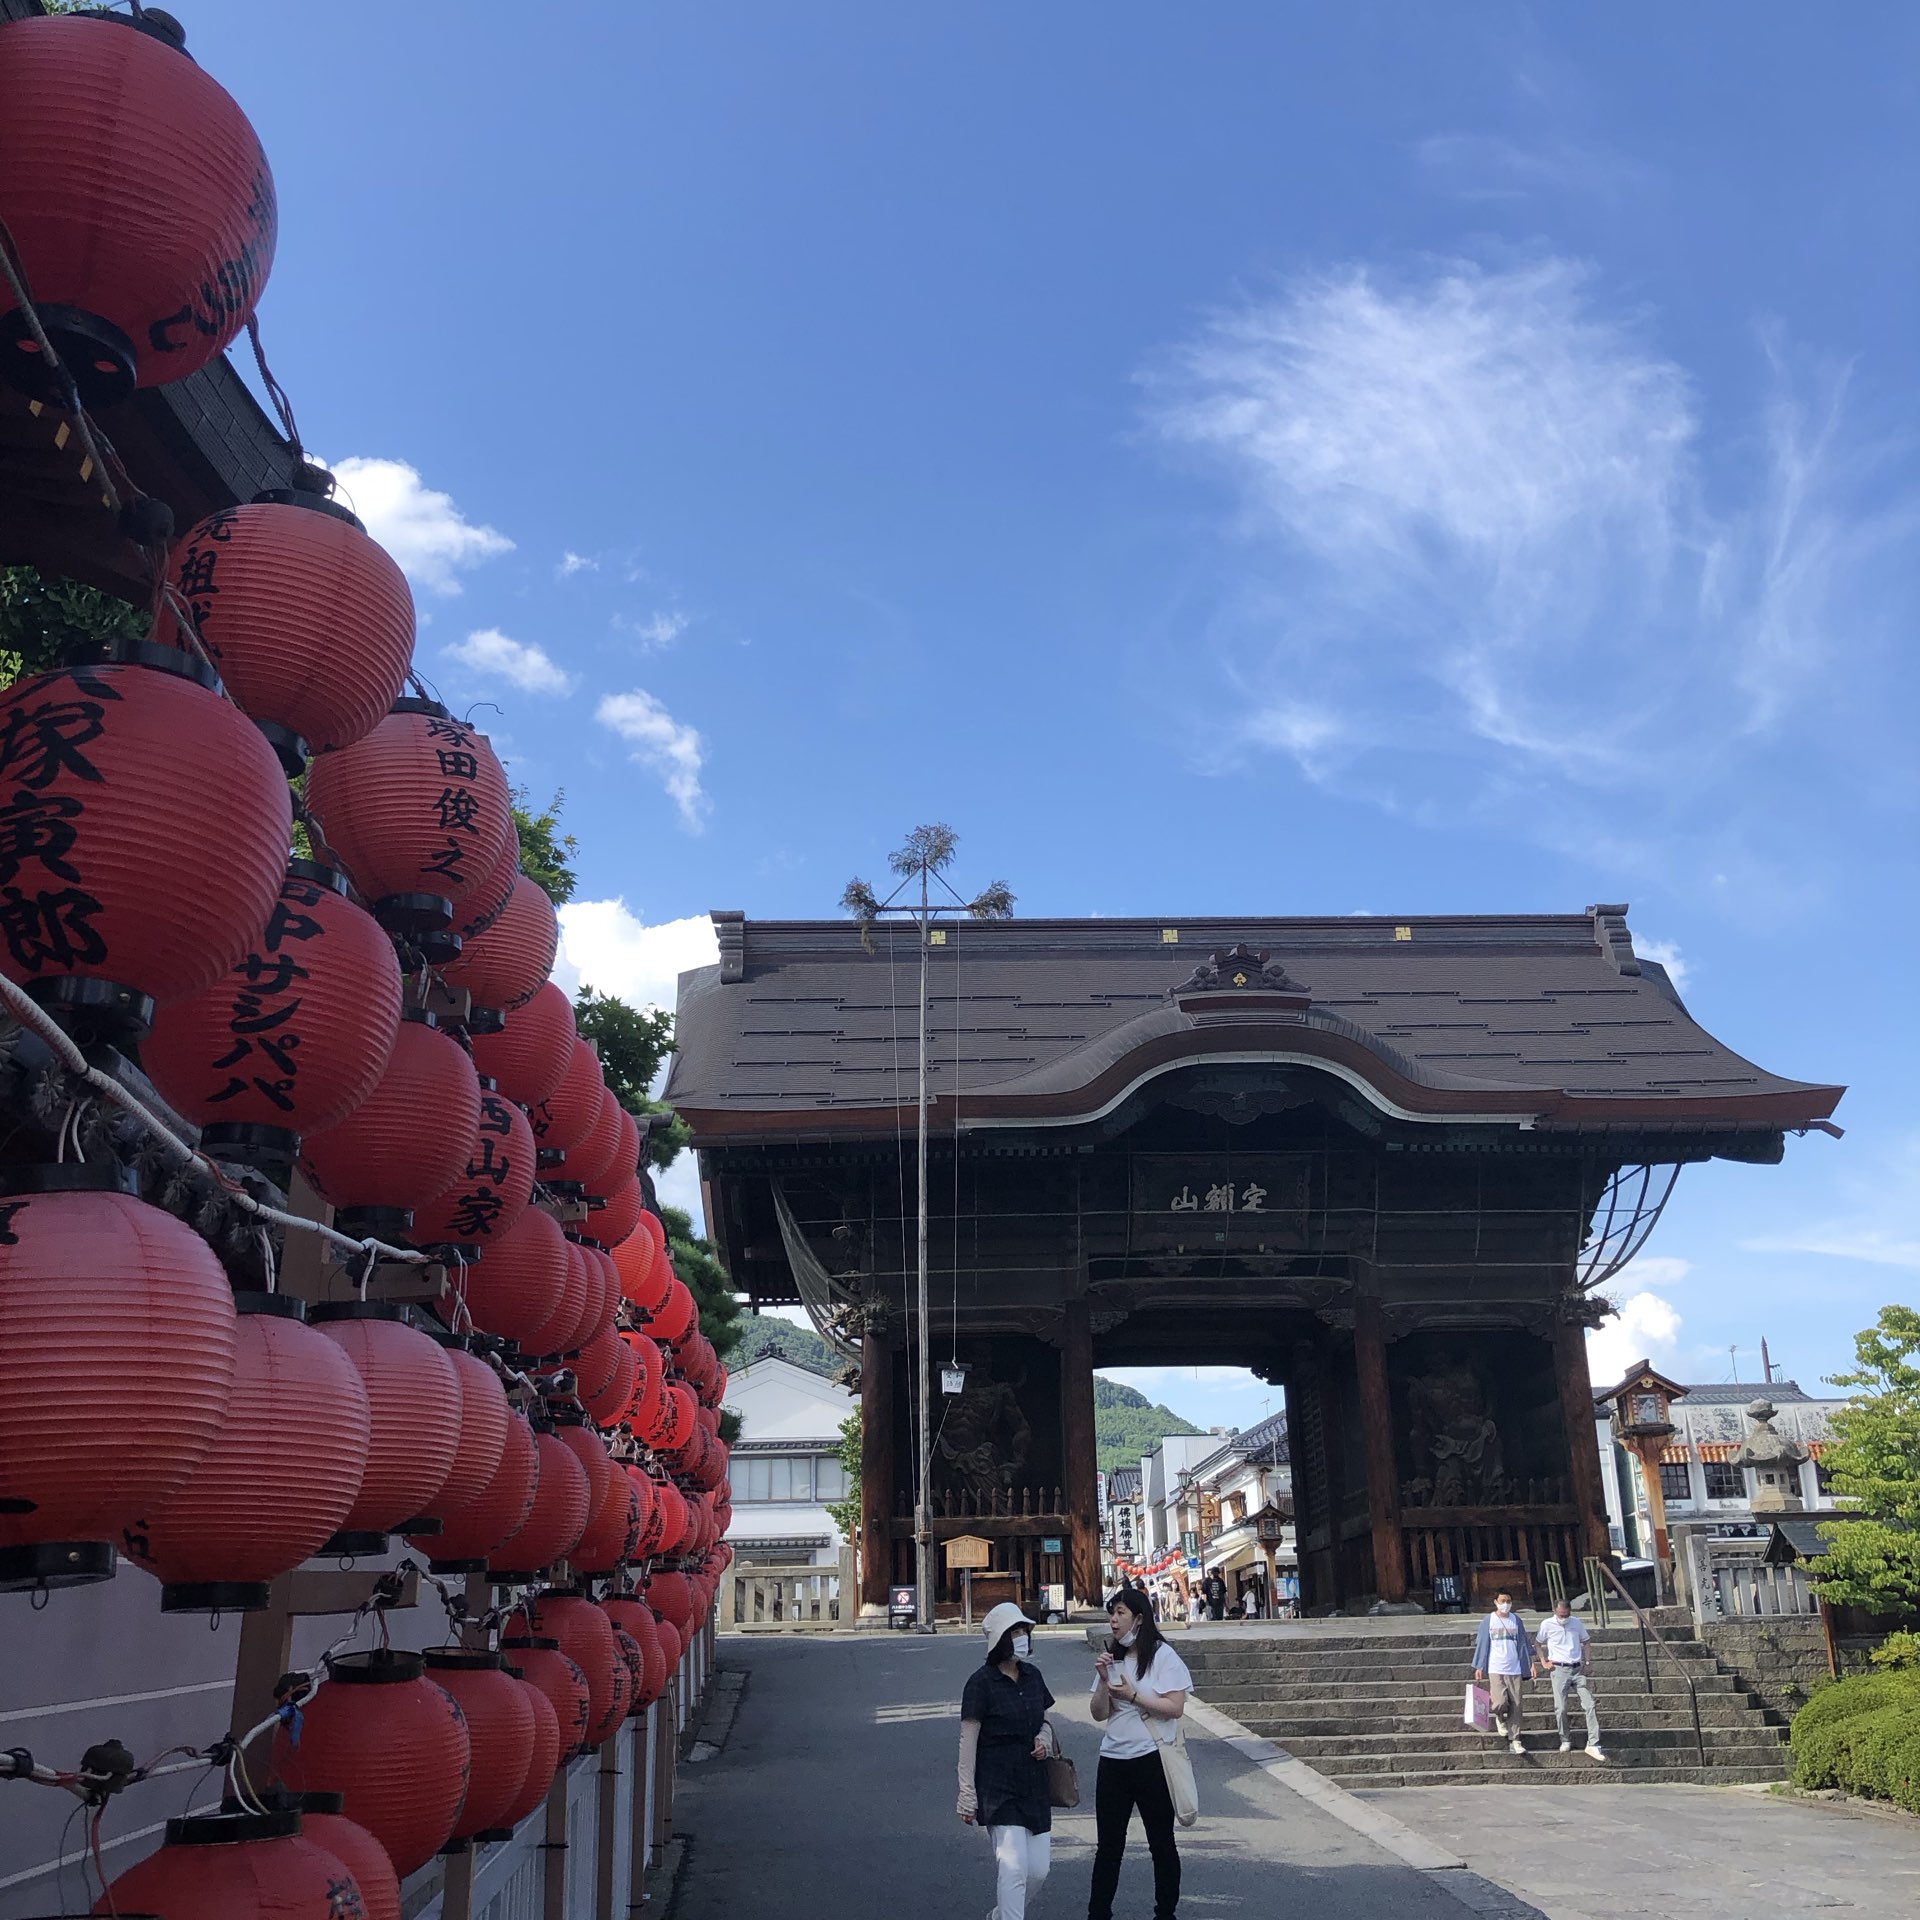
[1094,1376,1206,1474]
[731,1316,843,1379]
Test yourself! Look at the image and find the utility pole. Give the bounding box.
[842,827,1014,1634]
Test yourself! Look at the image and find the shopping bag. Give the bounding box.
[1464,1682,1492,1731]
[1157,1720,1199,1828]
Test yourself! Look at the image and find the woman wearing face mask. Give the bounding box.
[1089,1587,1191,1920]
[958,1600,1056,1920]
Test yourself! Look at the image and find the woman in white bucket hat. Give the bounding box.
[957,1599,1056,1919]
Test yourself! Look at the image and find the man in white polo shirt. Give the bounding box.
[1535,1599,1609,1761]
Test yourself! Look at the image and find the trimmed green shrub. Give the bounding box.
[1792,1669,1920,1813]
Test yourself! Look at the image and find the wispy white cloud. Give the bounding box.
[1141,258,1905,880]
[440,627,576,697]
[618,610,689,651]
[1631,938,1690,996]
[596,689,709,830]
[1743,1135,1920,1272]
[327,456,511,595]
[557,550,597,578]
[1415,132,1650,205]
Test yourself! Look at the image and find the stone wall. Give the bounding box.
[1700,1617,1831,1715]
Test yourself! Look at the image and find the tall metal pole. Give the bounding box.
[914,861,934,1629]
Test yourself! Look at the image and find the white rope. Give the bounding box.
[0,971,424,1266]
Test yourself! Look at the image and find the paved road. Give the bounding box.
[669,1631,1537,1920]
[1358,1782,1920,1920]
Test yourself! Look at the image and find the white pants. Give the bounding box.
[988,1824,1051,1920]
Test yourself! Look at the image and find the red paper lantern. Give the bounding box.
[161,495,414,764]
[612,1209,669,1313]
[595,1104,641,1194]
[603,1595,665,1707]
[645,1380,698,1456]
[288,1796,400,1920]
[443,875,557,1013]
[528,1590,620,1744]
[0,1169,237,1591]
[610,1627,644,1719]
[571,1473,641,1576]
[552,1422,616,1534]
[409,1088,535,1247]
[455,833,519,944]
[583,1335,635,1431]
[500,1637,589,1759]
[654,1615,683,1679]
[308,1305,460,1548]
[96,1809,363,1920]
[646,1276,696,1349]
[470,980,575,1108]
[410,1410,537,1569]
[423,1651,533,1843]
[490,1430,590,1576]
[455,1203,570,1349]
[569,1251,617,1366]
[270,1649,470,1877]
[300,1015,480,1220]
[0,12,276,403]
[0,656,290,1014]
[648,1482,688,1562]
[522,1237,589,1360]
[412,1342,511,1521]
[143,862,403,1151]
[303,699,510,931]
[593,1175,644,1253]
[121,1294,370,1611]
[528,1038,605,1155]
[619,1330,664,1438]
[633,1469,674,1558]
[545,1082,621,1190]
[496,1672,561,1828]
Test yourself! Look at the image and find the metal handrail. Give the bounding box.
[1594,1561,1706,1774]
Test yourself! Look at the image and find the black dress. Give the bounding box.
[961,1659,1055,1833]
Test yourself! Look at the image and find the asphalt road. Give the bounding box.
[668,1630,1537,1920]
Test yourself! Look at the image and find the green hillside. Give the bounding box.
[1094,1375,1205,1474]
[731,1316,843,1380]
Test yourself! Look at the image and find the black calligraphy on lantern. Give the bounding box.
[0,886,107,970]
[206,880,327,1113]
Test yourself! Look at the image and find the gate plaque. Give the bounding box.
[944,1534,992,1570]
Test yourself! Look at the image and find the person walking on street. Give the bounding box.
[1472,1589,1531,1755]
[1535,1600,1610,1762]
[1201,1571,1227,1621]
[1089,1587,1191,1920]
[958,1601,1056,1920]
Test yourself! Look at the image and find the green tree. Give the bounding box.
[0,565,148,690]
[511,785,578,905]
[660,1200,742,1362]
[1814,1304,1920,1616]
[825,1410,862,1542]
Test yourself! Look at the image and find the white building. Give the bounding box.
[1188,1411,1295,1610]
[722,1355,857,1570]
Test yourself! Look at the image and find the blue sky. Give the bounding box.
[188,2,1916,1430]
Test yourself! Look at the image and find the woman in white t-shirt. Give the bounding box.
[1089,1588,1191,1920]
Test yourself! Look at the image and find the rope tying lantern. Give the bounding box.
[142,861,404,1173]
[0,11,277,404]
[160,492,415,769]
[121,1292,372,1613]
[0,653,291,1035]
[0,1165,238,1593]
[269,1648,471,1878]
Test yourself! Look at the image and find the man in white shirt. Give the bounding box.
[1471,1590,1531,1754]
[1535,1600,1609,1761]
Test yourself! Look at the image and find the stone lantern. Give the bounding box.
[1733,1398,1808,1514]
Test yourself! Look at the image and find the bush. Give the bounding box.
[1870,1630,1920,1672]
[1792,1669,1920,1813]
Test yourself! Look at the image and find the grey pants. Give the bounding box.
[1550,1664,1601,1745]
[1488,1672,1525,1734]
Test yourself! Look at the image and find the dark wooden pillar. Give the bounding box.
[1061,1300,1100,1607]
[860,1325,895,1610]
[1352,1297,1407,1601]
[1553,1315,1613,1567]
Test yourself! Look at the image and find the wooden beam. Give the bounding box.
[1552,1315,1615,1568]
[1060,1300,1101,1608]
[859,1328,895,1610]
[1353,1297,1407,1602]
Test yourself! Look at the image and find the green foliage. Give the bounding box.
[1790,1668,1920,1813]
[1093,1374,1205,1475]
[511,785,579,906]
[826,1410,862,1541]
[730,1316,841,1380]
[1870,1632,1920,1672]
[1814,1305,1920,1617]
[575,990,673,1110]
[0,565,148,690]
[661,1201,741,1361]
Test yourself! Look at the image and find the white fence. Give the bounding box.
[724,1552,851,1632]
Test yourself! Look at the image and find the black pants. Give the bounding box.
[1088,1752,1180,1920]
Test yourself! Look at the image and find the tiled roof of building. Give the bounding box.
[668,910,1841,1137]
[1107,1468,1142,1501]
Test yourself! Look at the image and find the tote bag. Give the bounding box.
[1155,1718,1199,1828]
[1042,1718,1079,1809]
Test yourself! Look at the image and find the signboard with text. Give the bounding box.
[1129,1154,1315,1250]
[944,1534,993,1570]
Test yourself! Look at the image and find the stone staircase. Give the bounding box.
[1180,1616,1792,1789]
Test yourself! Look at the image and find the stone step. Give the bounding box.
[1223,1703,1779,1737]
[1184,1641,1717,1671]
[1193,1669,1741,1699]
[1285,1737,1787,1778]
[1270,1725,1786,1761]
[1338,1761,1788,1789]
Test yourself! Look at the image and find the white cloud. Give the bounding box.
[557,551,597,578]
[441,627,576,697]
[596,689,709,830]
[557,898,719,1019]
[1586,1289,1683,1389]
[619,610,688,651]
[1631,938,1691,995]
[1141,259,1898,875]
[327,457,511,595]
[654,1149,705,1236]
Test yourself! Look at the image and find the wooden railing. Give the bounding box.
[897,1484,1067,1519]
[726,1564,844,1631]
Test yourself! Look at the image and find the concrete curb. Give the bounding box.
[1184,1697,1468,1872]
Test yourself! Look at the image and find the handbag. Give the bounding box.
[1042,1717,1079,1809]
[1464,1682,1492,1732]
[1156,1718,1199,1828]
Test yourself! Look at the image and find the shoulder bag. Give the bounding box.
[1155,1715,1199,1828]
[1042,1717,1079,1808]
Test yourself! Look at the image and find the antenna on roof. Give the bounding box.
[1761,1337,1774,1384]
[1729,1343,1740,1383]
